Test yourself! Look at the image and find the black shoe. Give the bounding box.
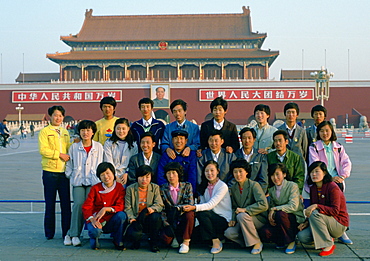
[150,245,160,253]
[114,243,125,250]
[130,241,140,250]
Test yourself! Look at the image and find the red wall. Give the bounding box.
[1,82,369,127]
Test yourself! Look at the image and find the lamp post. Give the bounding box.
[310,66,334,106]
[15,103,24,126]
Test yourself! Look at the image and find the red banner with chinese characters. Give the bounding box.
[199,89,314,101]
[12,90,122,103]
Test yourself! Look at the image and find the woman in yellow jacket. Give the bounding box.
[39,105,71,240]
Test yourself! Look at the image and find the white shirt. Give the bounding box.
[177,119,186,128]
[143,151,153,166]
[196,179,232,222]
[211,150,221,162]
[213,119,224,130]
[285,123,297,136]
[277,151,287,162]
[143,117,153,127]
[242,148,254,162]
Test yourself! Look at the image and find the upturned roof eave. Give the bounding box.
[46,52,279,65]
[60,34,267,45]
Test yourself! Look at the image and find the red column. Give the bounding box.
[264,62,269,79]
[59,66,63,81]
[81,66,85,81]
[244,62,248,79]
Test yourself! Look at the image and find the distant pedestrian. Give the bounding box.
[297,119,306,128]
[30,123,35,137]
[19,124,26,139]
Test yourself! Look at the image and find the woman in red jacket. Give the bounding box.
[297,161,349,257]
[82,162,127,250]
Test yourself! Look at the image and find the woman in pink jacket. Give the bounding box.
[308,120,352,244]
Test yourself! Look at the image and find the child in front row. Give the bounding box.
[64,120,104,246]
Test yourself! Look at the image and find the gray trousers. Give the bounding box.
[224,212,265,247]
[68,186,91,237]
[297,210,346,249]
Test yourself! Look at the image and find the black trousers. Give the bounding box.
[126,209,162,246]
[196,210,228,241]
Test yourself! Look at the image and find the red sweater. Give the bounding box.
[82,182,125,223]
[310,181,349,227]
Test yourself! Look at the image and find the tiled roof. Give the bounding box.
[280,70,315,80]
[61,7,266,43]
[47,48,279,62]
[5,114,47,121]
[15,73,59,83]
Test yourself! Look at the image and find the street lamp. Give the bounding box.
[15,103,24,125]
[310,66,334,106]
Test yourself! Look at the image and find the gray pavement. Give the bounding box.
[0,133,369,260]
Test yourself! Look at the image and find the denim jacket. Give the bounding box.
[65,140,104,186]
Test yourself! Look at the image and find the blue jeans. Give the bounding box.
[42,170,71,239]
[87,211,127,246]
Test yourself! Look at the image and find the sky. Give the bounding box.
[1,0,370,83]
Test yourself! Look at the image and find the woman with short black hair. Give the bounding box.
[297,161,349,257]
[124,165,164,252]
[224,159,268,255]
[258,163,304,254]
[82,162,127,250]
[160,162,195,254]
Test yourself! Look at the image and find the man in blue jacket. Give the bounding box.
[157,130,197,192]
[161,99,200,159]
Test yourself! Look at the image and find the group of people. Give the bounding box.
[0,120,35,145]
[38,95,352,257]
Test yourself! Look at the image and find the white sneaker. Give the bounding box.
[72,237,81,246]
[179,243,189,254]
[171,238,179,248]
[64,235,72,246]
